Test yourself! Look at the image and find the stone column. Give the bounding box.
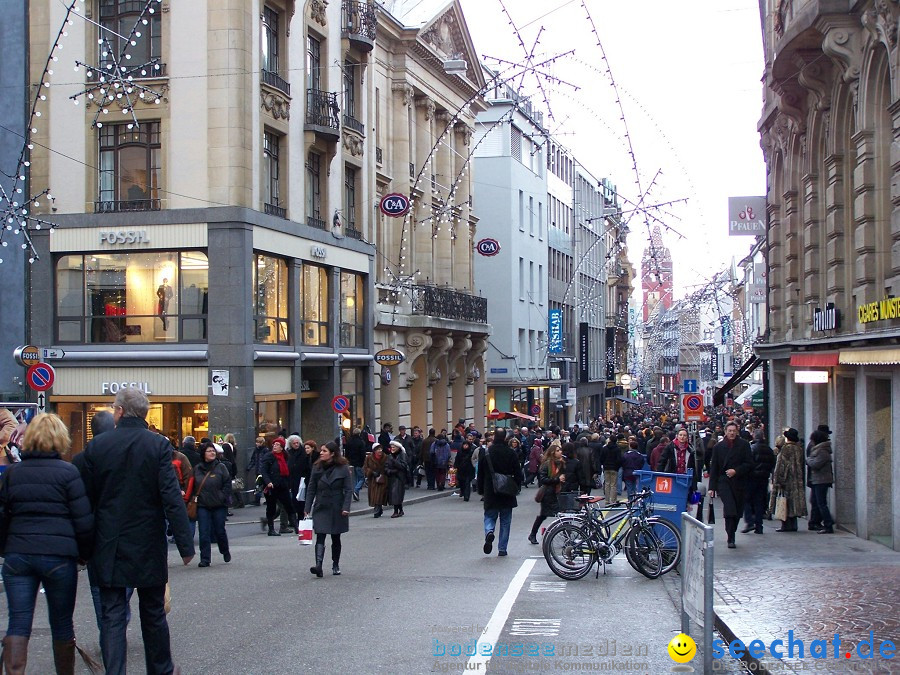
[433,110,453,285]
[823,153,848,311]
[453,122,473,290]
[851,130,877,311]
[414,96,436,282]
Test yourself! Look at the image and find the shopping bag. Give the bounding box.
[707,498,716,525]
[296,477,307,502]
[297,518,313,545]
[774,492,788,521]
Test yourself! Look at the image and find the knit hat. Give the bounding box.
[272,436,286,448]
[533,438,543,447]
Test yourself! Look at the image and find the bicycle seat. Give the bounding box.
[576,495,605,504]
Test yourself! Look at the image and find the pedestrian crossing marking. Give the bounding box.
[509,619,561,636]
[528,581,567,593]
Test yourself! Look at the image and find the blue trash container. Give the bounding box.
[633,469,693,529]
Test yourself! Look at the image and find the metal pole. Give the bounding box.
[704,523,715,675]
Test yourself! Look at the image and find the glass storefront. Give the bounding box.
[340,367,367,430]
[339,271,364,348]
[57,400,209,455]
[256,399,290,438]
[253,253,289,344]
[301,263,329,345]
[55,251,208,343]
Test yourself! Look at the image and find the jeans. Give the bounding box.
[459,474,472,501]
[811,483,834,528]
[2,553,78,640]
[197,505,229,563]
[90,585,134,635]
[624,479,638,498]
[100,584,174,675]
[353,466,365,494]
[808,486,822,527]
[484,508,513,553]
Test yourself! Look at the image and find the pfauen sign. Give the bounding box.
[728,197,766,236]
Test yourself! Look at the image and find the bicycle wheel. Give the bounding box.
[624,525,664,579]
[646,517,682,575]
[542,521,597,580]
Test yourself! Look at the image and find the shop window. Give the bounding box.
[97,121,161,213]
[257,399,289,438]
[263,130,285,217]
[253,254,289,344]
[99,0,164,76]
[301,263,329,345]
[339,271,365,348]
[55,251,208,343]
[306,151,323,229]
[341,367,366,430]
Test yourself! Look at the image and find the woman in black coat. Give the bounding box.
[528,446,566,544]
[0,413,94,673]
[476,430,523,556]
[453,440,475,502]
[385,441,408,517]
[260,437,297,536]
[192,443,232,567]
[304,442,353,577]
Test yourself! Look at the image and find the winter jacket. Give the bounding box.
[454,445,475,478]
[621,450,646,483]
[260,450,292,490]
[363,451,388,507]
[305,461,353,534]
[771,441,808,518]
[431,439,451,469]
[192,460,232,509]
[537,460,564,517]
[0,452,94,560]
[600,441,624,472]
[749,441,776,482]
[345,435,367,468]
[655,442,698,492]
[806,441,833,485]
[384,452,408,506]
[575,444,593,486]
[476,443,523,511]
[526,446,543,474]
[708,437,754,519]
[171,450,193,494]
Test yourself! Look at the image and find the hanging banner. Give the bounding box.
[579,322,589,383]
[548,309,563,354]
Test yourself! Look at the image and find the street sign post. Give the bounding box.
[682,393,704,422]
[683,379,698,393]
[26,363,56,392]
[331,395,350,414]
[36,392,47,413]
[40,347,66,360]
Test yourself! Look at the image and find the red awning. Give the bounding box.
[487,410,537,422]
[789,353,839,367]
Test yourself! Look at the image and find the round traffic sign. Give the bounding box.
[476,238,501,256]
[530,404,541,416]
[331,395,350,413]
[26,362,56,392]
[379,193,411,218]
[683,394,703,412]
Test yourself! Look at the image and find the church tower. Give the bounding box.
[641,226,673,322]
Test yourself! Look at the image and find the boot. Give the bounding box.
[374,505,383,518]
[310,543,325,577]
[332,550,341,576]
[2,635,28,675]
[528,516,541,544]
[53,638,76,675]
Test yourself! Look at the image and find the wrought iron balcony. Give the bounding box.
[305,89,340,141]
[345,226,362,240]
[341,1,376,51]
[411,284,488,324]
[95,198,160,213]
[264,203,286,219]
[409,162,415,178]
[261,69,290,97]
[343,114,365,135]
[307,216,327,231]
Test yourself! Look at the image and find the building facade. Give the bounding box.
[371,0,489,432]
[757,0,899,549]
[28,0,379,463]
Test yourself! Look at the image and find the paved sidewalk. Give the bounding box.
[706,515,900,674]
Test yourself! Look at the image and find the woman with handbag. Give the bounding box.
[770,428,807,532]
[191,442,232,567]
[363,442,388,517]
[527,446,565,545]
[304,442,353,577]
[385,441,409,517]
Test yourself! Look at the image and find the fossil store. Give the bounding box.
[29,215,376,460]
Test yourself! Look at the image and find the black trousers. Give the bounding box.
[100,585,173,675]
[265,486,295,528]
[743,480,768,530]
[315,533,342,561]
[808,486,822,527]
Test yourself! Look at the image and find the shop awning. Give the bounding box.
[612,395,640,405]
[789,352,839,367]
[734,383,762,405]
[487,410,537,422]
[839,348,900,365]
[713,355,763,406]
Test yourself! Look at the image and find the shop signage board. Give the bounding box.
[14,345,41,367]
[813,303,840,331]
[379,193,411,217]
[475,238,501,257]
[40,348,65,360]
[857,297,900,324]
[211,370,229,396]
[548,309,562,354]
[374,348,406,366]
[727,196,766,236]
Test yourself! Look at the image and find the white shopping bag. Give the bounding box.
[297,517,313,545]
[296,477,307,502]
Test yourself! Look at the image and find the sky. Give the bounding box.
[457,0,768,300]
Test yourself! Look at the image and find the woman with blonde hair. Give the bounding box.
[0,413,95,674]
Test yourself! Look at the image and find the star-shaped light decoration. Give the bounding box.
[70,0,165,129]
[0,0,85,264]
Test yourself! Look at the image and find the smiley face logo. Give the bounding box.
[667,633,697,663]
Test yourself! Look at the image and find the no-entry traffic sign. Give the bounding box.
[331,395,350,414]
[27,362,56,392]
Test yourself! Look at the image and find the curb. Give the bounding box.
[225,487,457,526]
[714,610,770,675]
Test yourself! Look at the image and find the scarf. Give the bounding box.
[274,451,289,477]
[674,439,688,475]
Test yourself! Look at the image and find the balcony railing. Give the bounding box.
[345,225,362,240]
[341,1,377,46]
[409,162,415,178]
[307,216,327,231]
[95,198,160,213]
[411,284,488,324]
[306,89,340,135]
[343,114,365,135]
[264,203,286,219]
[261,69,290,97]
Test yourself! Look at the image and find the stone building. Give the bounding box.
[757,0,899,548]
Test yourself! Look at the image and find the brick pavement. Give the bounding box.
[707,515,900,674]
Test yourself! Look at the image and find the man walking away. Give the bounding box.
[80,387,194,675]
[476,430,522,556]
[741,431,775,534]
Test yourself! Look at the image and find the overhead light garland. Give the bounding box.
[70,0,164,129]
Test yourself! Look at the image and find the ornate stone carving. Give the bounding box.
[465,337,488,385]
[454,122,472,146]
[796,53,832,112]
[392,82,414,107]
[415,96,435,121]
[863,1,899,50]
[405,332,432,387]
[435,110,452,125]
[421,11,462,58]
[820,20,864,84]
[310,0,327,26]
[261,91,290,120]
[774,0,791,38]
[427,334,454,385]
[342,131,364,156]
[773,81,807,134]
[446,335,472,383]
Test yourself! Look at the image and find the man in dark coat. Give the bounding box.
[476,430,523,556]
[80,387,194,674]
[708,421,754,548]
[741,431,776,534]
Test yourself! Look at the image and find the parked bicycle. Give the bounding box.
[541,489,680,580]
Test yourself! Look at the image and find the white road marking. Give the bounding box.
[510,618,561,636]
[467,558,536,671]
[528,581,567,593]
